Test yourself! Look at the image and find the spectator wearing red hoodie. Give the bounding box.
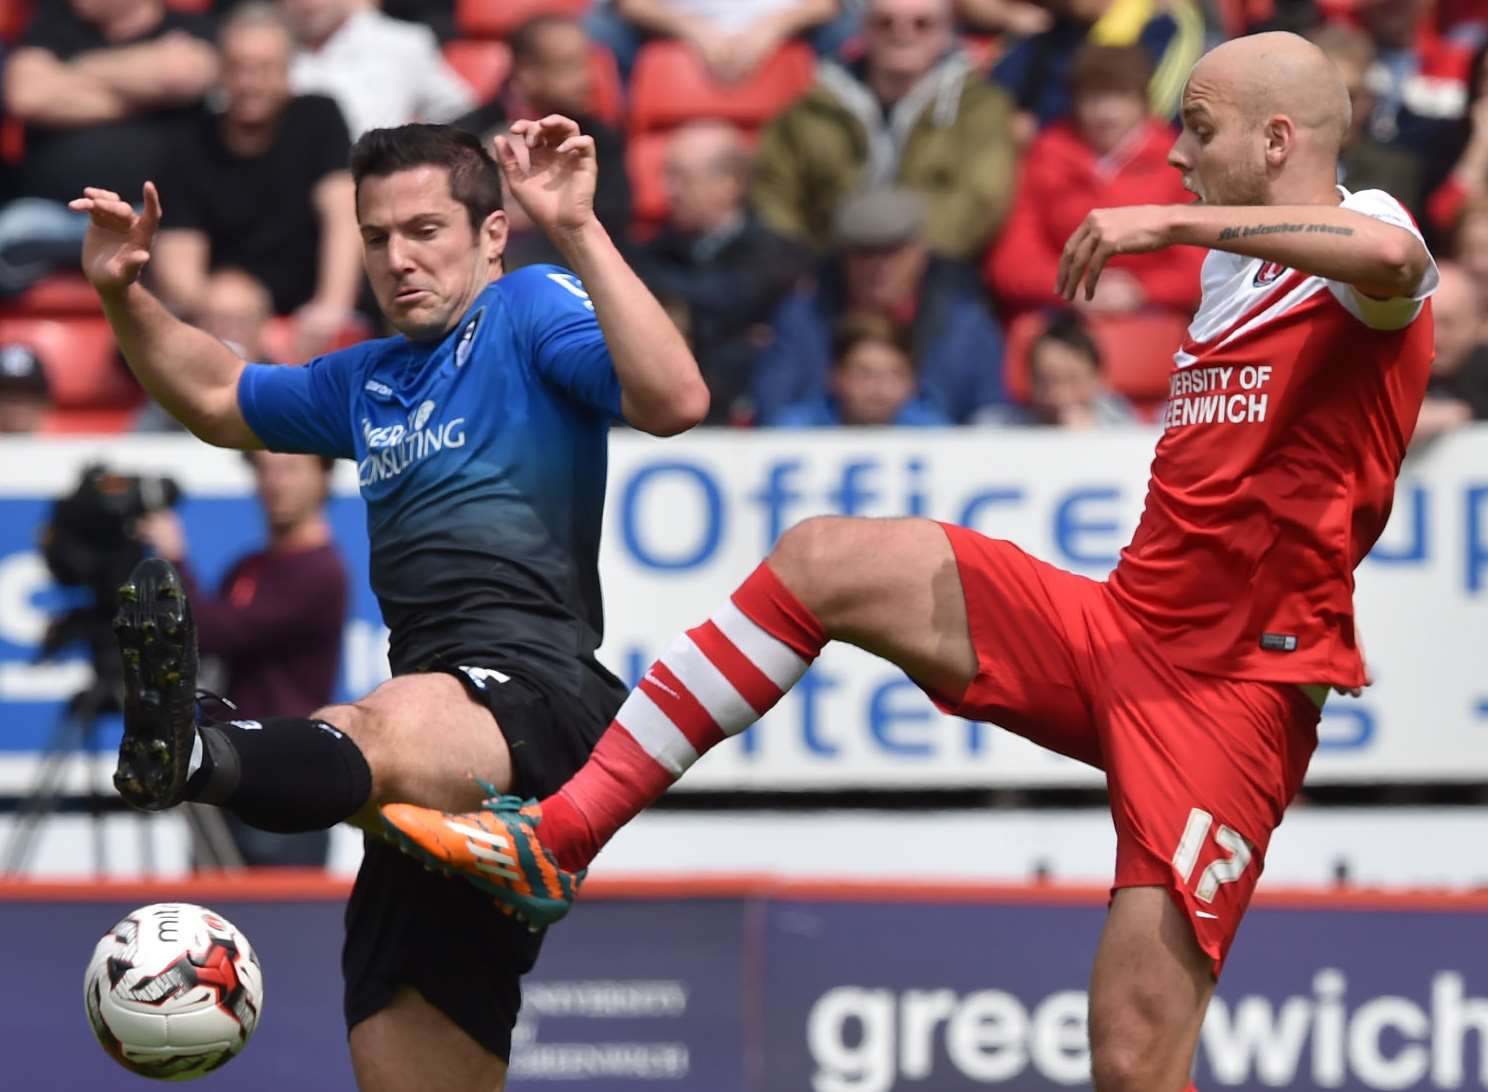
[983,44,1202,324]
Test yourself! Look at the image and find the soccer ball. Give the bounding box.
[83,902,264,1081]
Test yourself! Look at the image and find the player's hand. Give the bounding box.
[1332,668,1371,699]
[1057,205,1174,304]
[1332,641,1375,699]
[493,116,597,240]
[70,182,163,297]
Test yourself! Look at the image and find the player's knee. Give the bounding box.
[1090,1001,1192,1092]
[312,701,388,781]
[1091,1040,1171,1092]
[768,516,862,619]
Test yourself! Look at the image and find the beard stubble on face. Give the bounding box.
[1207,155,1270,206]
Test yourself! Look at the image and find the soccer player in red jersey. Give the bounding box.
[384,31,1437,1091]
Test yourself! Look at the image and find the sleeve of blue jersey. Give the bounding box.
[237,352,358,459]
[504,264,624,419]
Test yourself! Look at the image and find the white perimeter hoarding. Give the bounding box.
[0,428,1483,789]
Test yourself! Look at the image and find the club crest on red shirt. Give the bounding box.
[1253,261,1288,287]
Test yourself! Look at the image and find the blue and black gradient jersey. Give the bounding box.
[237,264,627,709]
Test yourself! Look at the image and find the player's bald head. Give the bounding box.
[1189,32,1351,151]
[1171,31,1351,205]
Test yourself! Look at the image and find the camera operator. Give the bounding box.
[137,449,347,867]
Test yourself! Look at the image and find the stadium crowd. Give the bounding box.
[2,0,1487,435]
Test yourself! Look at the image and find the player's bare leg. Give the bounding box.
[382,516,979,922]
[769,516,979,694]
[115,555,519,840]
[312,671,517,831]
[350,986,508,1092]
[1088,888,1214,1092]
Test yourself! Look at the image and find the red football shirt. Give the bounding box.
[1107,189,1439,688]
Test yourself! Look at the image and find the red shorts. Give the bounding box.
[930,523,1320,975]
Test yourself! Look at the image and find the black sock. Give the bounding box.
[185,717,372,834]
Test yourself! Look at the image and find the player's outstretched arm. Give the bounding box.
[71,183,261,448]
[496,116,709,436]
[1058,203,1430,305]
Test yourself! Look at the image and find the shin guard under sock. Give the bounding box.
[186,716,372,834]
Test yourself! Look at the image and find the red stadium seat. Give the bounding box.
[627,39,816,135]
[0,316,139,409]
[1,117,24,165]
[1002,310,1190,414]
[626,131,671,227]
[40,408,137,434]
[587,44,623,128]
[454,0,590,39]
[443,39,512,103]
[0,275,100,317]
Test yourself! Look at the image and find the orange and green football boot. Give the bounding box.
[381,794,583,929]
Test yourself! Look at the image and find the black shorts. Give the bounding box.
[342,667,616,1060]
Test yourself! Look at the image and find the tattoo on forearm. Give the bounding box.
[1216,223,1357,241]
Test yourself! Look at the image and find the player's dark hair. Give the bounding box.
[509,14,579,65]
[831,311,915,370]
[349,124,503,233]
[1031,310,1103,373]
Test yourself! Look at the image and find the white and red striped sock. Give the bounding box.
[538,562,827,870]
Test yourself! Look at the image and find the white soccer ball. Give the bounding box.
[83,902,264,1081]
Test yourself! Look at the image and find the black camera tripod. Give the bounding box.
[1,639,243,876]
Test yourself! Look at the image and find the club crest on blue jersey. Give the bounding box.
[454,309,482,369]
[1253,261,1288,287]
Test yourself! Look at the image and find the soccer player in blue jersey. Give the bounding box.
[71,118,708,1090]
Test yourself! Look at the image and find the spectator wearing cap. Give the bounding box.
[1414,261,1488,446]
[152,3,360,361]
[767,311,950,426]
[751,0,1017,261]
[453,15,630,268]
[632,121,809,424]
[753,187,1006,424]
[977,311,1135,428]
[984,44,1200,324]
[991,0,1204,134]
[0,0,218,294]
[0,343,50,433]
[281,0,473,137]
